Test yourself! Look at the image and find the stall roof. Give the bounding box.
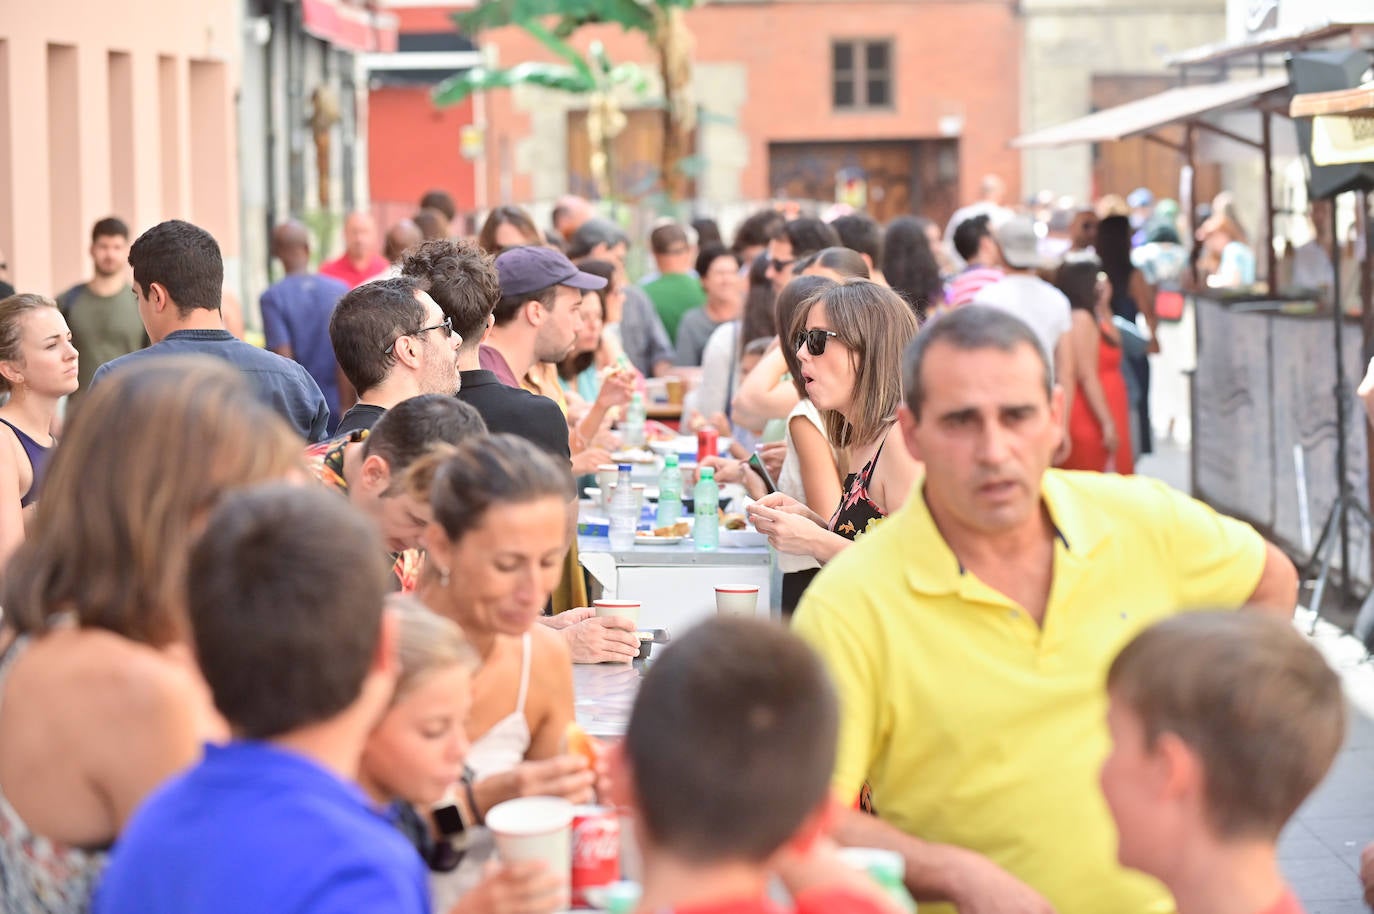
[1290,84,1374,117]
[1166,21,1370,69]
[1011,74,1290,149]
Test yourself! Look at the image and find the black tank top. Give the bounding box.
[0,418,52,508]
[829,439,887,541]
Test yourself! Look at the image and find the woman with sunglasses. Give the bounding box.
[747,280,921,566]
[360,596,564,914]
[416,434,597,909]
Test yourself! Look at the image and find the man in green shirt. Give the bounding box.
[641,222,704,343]
[57,217,147,399]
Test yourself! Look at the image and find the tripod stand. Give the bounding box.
[1301,195,1374,651]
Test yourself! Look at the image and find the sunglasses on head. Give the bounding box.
[795,328,840,356]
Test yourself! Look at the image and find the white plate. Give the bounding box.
[610,448,656,464]
[719,528,768,548]
[635,533,686,545]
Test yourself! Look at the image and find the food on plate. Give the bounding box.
[722,513,748,531]
[610,447,656,464]
[651,520,692,538]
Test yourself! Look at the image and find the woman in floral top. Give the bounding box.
[746,280,922,567]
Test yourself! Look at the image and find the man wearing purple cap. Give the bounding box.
[480,246,605,391]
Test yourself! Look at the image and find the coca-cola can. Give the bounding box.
[696,428,718,463]
[571,804,620,908]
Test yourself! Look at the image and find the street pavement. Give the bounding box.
[1137,444,1373,912]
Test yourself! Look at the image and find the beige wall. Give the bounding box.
[0,0,241,295]
[1021,0,1227,201]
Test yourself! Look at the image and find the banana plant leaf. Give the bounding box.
[433,62,594,107]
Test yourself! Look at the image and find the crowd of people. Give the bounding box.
[0,178,1370,914]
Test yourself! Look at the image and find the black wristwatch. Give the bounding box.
[427,768,478,872]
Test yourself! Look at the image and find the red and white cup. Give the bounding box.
[593,600,641,626]
[571,804,621,908]
[714,585,760,617]
[486,797,575,910]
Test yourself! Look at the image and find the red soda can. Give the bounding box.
[571,804,620,908]
[697,428,718,463]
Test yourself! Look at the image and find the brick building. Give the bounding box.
[373,0,1024,227]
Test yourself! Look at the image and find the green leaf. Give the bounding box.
[432,62,594,107]
[523,19,595,83]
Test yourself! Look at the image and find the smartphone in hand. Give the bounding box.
[747,451,779,495]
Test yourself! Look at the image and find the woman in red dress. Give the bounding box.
[1056,255,1134,474]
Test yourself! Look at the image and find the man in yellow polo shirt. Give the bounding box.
[792,305,1297,914]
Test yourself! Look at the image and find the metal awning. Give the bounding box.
[1012,74,1290,149]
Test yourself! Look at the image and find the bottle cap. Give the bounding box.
[664,453,679,466]
[618,464,632,473]
[700,465,715,480]
[631,392,643,403]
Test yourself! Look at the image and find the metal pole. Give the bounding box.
[1333,195,1351,608]
[1262,111,1277,291]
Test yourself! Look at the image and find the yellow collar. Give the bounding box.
[901,469,1114,596]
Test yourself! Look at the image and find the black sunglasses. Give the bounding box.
[795,328,840,356]
[769,256,794,274]
[383,316,456,355]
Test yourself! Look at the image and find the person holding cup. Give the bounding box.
[360,596,566,914]
[416,434,601,905]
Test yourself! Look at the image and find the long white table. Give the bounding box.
[577,534,775,636]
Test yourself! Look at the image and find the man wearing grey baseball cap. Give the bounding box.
[972,214,1076,464]
[479,245,607,389]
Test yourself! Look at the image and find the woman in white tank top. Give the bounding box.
[416,436,598,909]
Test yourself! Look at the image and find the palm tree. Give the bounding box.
[435,0,698,202]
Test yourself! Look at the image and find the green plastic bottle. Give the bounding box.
[841,847,917,913]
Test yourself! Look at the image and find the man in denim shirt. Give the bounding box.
[91,220,330,442]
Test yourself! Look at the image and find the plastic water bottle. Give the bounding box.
[608,464,638,550]
[655,454,683,528]
[622,393,646,447]
[841,848,918,914]
[694,466,719,551]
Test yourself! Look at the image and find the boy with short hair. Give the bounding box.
[1102,612,1346,914]
[95,485,426,914]
[613,616,899,914]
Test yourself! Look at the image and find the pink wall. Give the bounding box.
[0,0,241,295]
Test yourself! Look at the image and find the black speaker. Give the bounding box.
[1288,50,1374,200]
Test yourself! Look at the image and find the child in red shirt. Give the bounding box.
[1102,612,1346,914]
[609,617,901,914]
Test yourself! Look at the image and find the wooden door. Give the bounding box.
[567,108,697,202]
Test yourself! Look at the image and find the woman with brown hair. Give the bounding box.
[746,280,921,564]
[477,206,543,255]
[0,357,304,914]
[417,434,595,909]
[0,293,80,565]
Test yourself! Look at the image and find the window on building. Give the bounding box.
[833,39,893,111]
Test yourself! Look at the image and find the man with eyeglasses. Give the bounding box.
[765,217,840,294]
[329,276,463,435]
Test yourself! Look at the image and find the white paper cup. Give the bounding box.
[486,797,575,910]
[714,586,759,617]
[593,600,641,625]
[596,464,620,494]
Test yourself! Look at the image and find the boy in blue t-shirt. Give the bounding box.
[95,485,427,914]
